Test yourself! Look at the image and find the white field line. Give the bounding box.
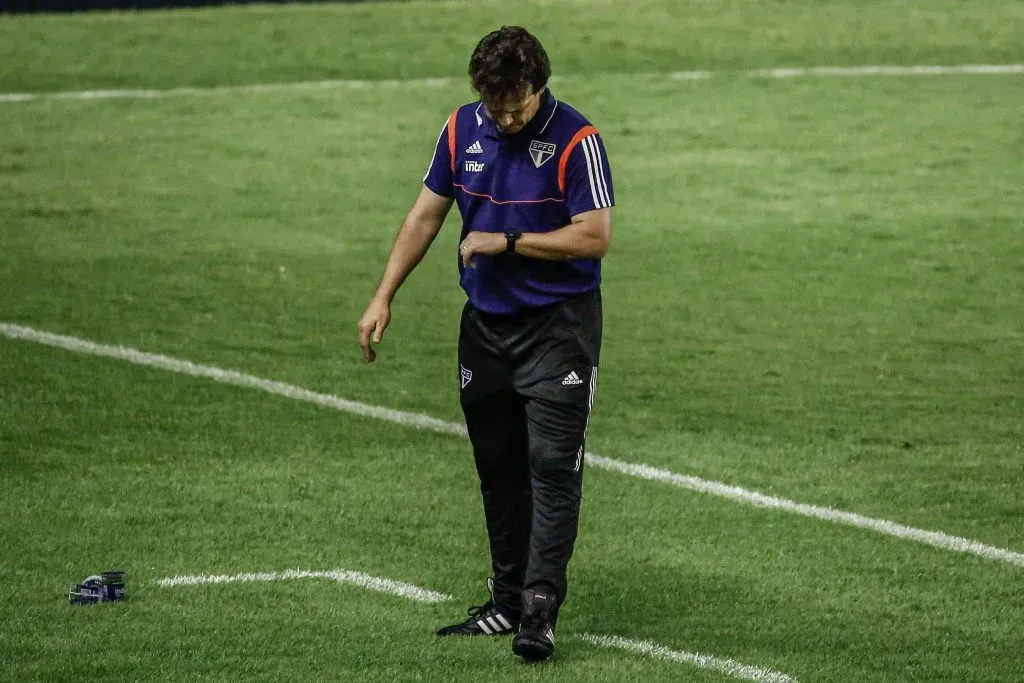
[1,64,1022,103]
[581,634,797,683]
[155,568,452,603]
[585,454,1024,566]
[3,321,1023,568]
[743,64,1024,79]
[0,323,463,436]
[0,77,460,103]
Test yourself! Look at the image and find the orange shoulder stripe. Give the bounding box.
[447,108,460,173]
[557,125,598,193]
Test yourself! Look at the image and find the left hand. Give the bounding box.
[459,231,506,268]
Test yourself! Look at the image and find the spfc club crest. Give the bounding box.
[460,365,473,389]
[529,140,557,168]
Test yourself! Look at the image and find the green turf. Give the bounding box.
[2,1,1023,681]
[2,0,1024,91]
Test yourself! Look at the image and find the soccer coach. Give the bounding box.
[357,26,614,662]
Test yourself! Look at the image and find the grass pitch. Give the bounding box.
[1,1,1023,681]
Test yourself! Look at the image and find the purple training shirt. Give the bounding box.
[423,89,615,315]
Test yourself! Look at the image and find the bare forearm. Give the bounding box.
[374,216,443,302]
[515,221,610,260]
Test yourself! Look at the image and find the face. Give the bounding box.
[482,87,545,135]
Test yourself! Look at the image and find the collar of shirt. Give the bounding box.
[478,88,559,141]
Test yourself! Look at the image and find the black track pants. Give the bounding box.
[458,289,601,614]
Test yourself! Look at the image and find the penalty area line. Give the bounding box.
[1,64,1022,103]
[2,321,1022,569]
[155,568,452,604]
[581,634,798,683]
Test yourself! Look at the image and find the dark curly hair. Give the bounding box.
[468,26,551,102]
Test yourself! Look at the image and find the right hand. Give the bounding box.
[357,297,391,363]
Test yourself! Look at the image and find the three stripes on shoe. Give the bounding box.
[476,612,515,634]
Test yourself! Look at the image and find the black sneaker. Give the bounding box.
[436,580,519,637]
[512,590,557,661]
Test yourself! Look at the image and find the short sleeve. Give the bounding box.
[563,131,614,217]
[423,115,455,198]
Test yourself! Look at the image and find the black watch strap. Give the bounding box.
[505,231,522,254]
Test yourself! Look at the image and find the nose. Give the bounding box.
[498,113,515,128]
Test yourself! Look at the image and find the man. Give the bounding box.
[357,26,613,662]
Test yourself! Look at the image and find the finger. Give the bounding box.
[358,324,373,360]
[372,320,384,344]
[366,346,376,363]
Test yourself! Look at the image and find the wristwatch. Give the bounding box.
[504,231,522,254]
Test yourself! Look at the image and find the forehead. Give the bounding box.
[483,89,535,112]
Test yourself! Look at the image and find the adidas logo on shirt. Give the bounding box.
[562,371,584,386]
[466,140,484,154]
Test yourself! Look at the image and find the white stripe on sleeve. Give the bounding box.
[581,136,611,209]
[580,136,602,209]
[587,136,612,207]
